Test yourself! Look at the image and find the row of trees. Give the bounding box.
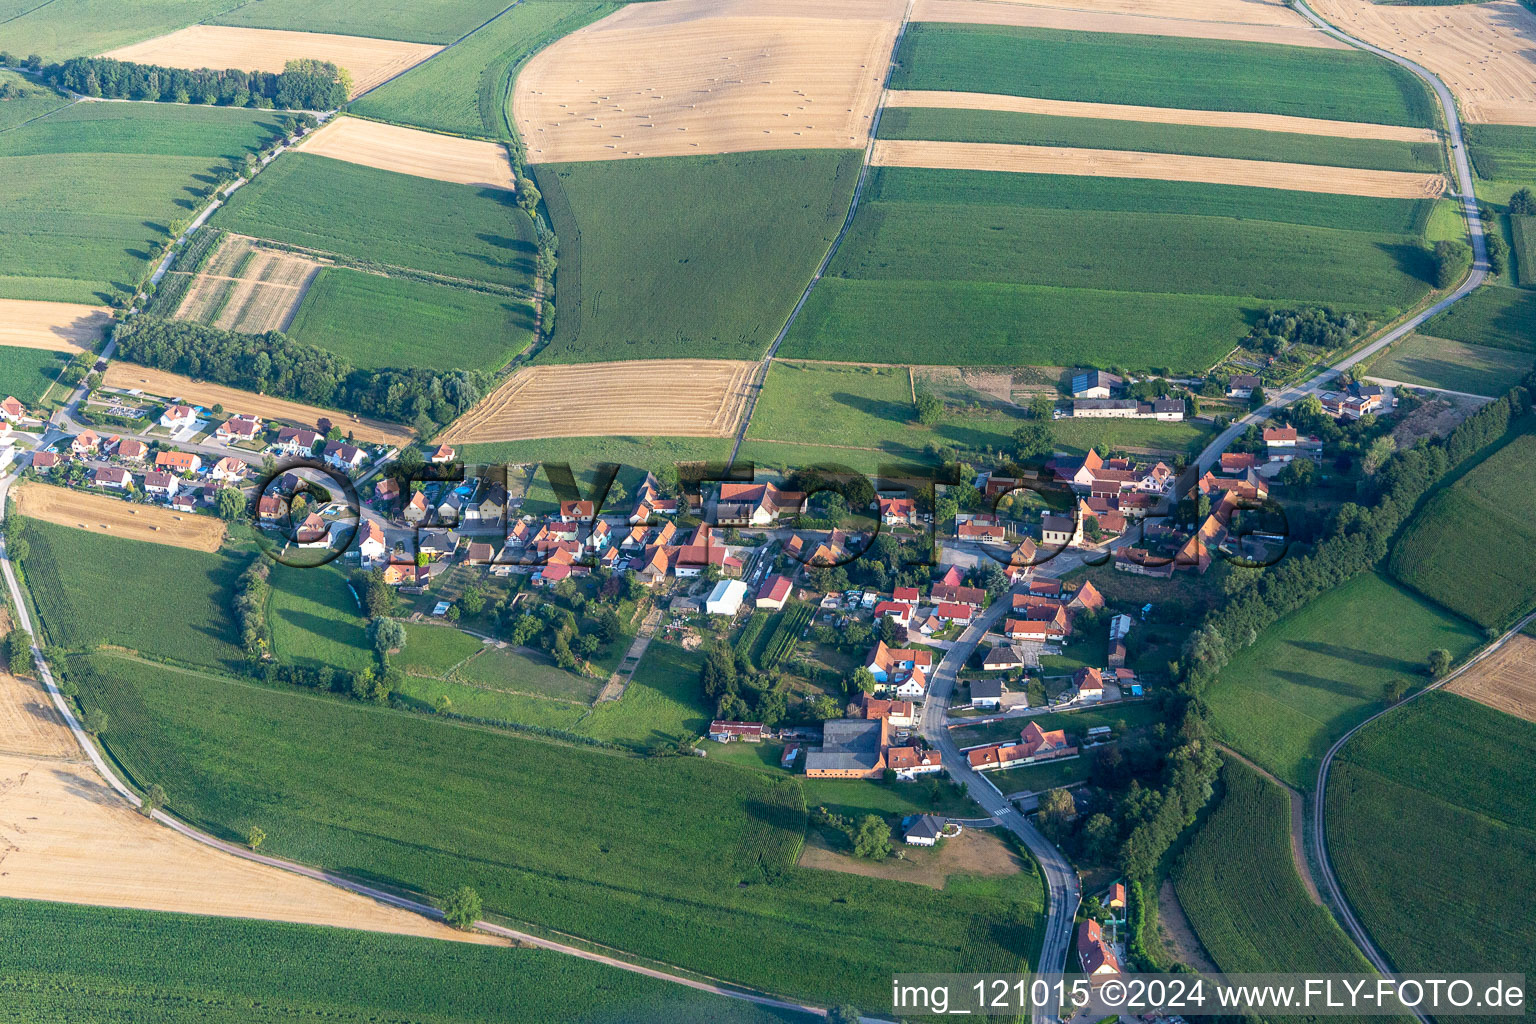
[40,56,349,110]
[113,317,489,432]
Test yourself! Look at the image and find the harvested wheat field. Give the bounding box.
[102,26,441,98]
[885,90,1439,142]
[11,483,227,552]
[175,234,322,334]
[910,0,1343,47]
[1447,634,1536,724]
[515,0,904,162]
[798,827,1023,889]
[0,299,110,354]
[1309,0,1536,125]
[870,139,1447,197]
[295,117,516,190]
[102,364,414,446]
[0,673,76,760]
[0,749,503,943]
[439,360,756,444]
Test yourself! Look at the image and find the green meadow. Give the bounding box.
[534,149,860,362]
[890,24,1436,127]
[1205,571,1482,789]
[286,269,534,372]
[0,346,68,406]
[1419,284,1536,352]
[0,0,237,60]
[209,0,517,43]
[1367,333,1533,397]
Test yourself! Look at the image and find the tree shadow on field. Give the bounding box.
[1375,240,1436,284]
[473,232,535,275]
[830,390,911,428]
[1288,639,1420,677]
[142,219,169,236]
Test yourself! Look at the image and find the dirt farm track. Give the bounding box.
[11,483,227,552]
[439,360,756,444]
[101,364,415,447]
[1447,634,1536,724]
[102,26,441,99]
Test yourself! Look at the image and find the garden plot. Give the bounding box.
[884,91,1438,143]
[101,26,442,99]
[439,359,756,444]
[0,299,109,354]
[514,0,904,162]
[1448,635,1536,725]
[869,139,1446,197]
[1308,0,1536,126]
[175,234,322,334]
[909,0,1341,48]
[294,117,516,190]
[11,483,225,552]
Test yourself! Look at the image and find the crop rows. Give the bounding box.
[762,604,813,670]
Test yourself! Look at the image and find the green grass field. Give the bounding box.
[574,640,713,748]
[396,620,486,676]
[456,643,605,703]
[15,518,245,669]
[1420,283,1536,352]
[1390,430,1536,629]
[266,562,373,673]
[782,165,1434,370]
[1175,761,1380,984]
[0,346,68,406]
[351,1,617,137]
[890,24,1436,127]
[1205,571,1482,789]
[456,434,733,473]
[1513,216,1535,287]
[208,0,517,43]
[286,268,534,372]
[1327,691,1536,982]
[1465,123,1536,193]
[0,103,280,303]
[0,899,805,1023]
[880,106,1442,172]
[218,154,537,290]
[0,0,237,60]
[72,650,1045,1007]
[0,71,70,130]
[1367,333,1533,396]
[534,149,859,362]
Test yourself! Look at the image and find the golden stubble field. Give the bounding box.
[176,234,322,334]
[870,139,1448,197]
[910,0,1344,48]
[102,363,415,446]
[102,26,441,98]
[1448,634,1536,724]
[11,483,227,552]
[295,117,517,190]
[515,0,905,162]
[0,299,111,354]
[439,359,756,444]
[1309,0,1536,126]
[885,90,1440,142]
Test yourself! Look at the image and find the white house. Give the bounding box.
[358,520,387,565]
[705,579,749,617]
[160,404,197,430]
[92,466,131,489]
[142,471,178,499]
[323,440,367,471]
[211,456,246,482]
[903,814,945,846]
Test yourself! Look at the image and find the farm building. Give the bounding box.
[805,718,888,779]
[705,579,749,616]
[903,814,946,846]
[708,721,765,743]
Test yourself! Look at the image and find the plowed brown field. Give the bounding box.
[439,360,756,444]
[176,234,321,334]
[102,364,414,445]
[885,90,1440,142]
[101,26,441,98]
[0,299,110,354]
[1448,634,1536,724]
[870,139,1447,197]
[295,117,516,190]
[1309,0,1536,125]
[515,0,905,162]
[11,483,227,552]
[910,0,1343,47]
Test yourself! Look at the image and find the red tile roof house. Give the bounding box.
[257,494,286,522]
[0,396,24,422]
[756,574,793,610]
[430,444,456,463]
[1220,452,1262,475]
[159,404,197,430]
[558,499,595,522]
[865,641,933,685]
[275,427,320,455]
[116,439,148,462]
[934,602,973,624]
[879,496,915,525]
[931,583,984,608]
[874,600,914,627]
[71,430,100,456]
[860,696,916,727]
[892,586,920,606]
[211,456,246,482]
[323,440,367,471]
[886,745,943,777]
[215,415,262,444]
[295,512,330,547]
[708,721,765,743]
[91,466,131,490]
[155,450,201,474]
[1074,666,1106,701]
[957,520,1006,544]
[1077,918,1122,979]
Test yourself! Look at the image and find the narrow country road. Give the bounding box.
[1310,607,1536,1023]
[919,586,1081,1024]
